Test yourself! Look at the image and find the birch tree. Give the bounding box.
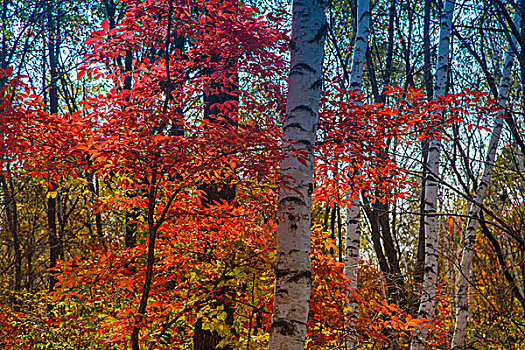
[343,0,370,348]
[410,1,455,349]
[268,0,326,349]
[451,6,522,349]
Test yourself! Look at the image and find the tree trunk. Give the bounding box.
[422,0,433,98]
[343,0,370,348]
[451,8,521,349]
[1,174,21,310]
[268,1,326,349]
[344,200,361,312]
[413,0,433,310]
[192,79,238,350]
[410,1,455,349]
[47,0,60,293]
[192,10,238,350]
[348,0,370,92]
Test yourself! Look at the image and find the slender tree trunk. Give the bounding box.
[363,0,408,318]
[412,0,433,316]
[0,0,8,76]
[422,0,433,98]
[410,1,455,349]
[343,1,370,348]
[106,0,137,249]
[125,210,138,248]
[56,191,65,260]
[268,1,326,349]
[94,177,103,238]
[47,193,59,292]
[131,168,160,350]
[451,8,521,349]
[348,0,370,93]
[344,201,361,325]
[337,204,342,262]
[1,174,21,310]
[47,0,60,293]
[129,0,184,347]
[479,215,525,310]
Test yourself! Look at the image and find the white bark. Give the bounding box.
[343,1,370,348]
[348,0,370,91]
[344,198,361,348]
[451,8,521,349]
[411,1,455,350]
[268,1,326,349]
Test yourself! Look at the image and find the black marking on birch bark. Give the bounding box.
[279,196,306,206]
[310,79,322,90]
[289,270,311,283]
[275,268,291,279]
[349,81,361,89]
[307,22,327,44]
[296,139,312,146]
[289,215,297,230]
[283,122,307,132]
[354,36,367,45]
[271,320,296,336]
[290,105,315,115]
[275,288,288,295]
[307,183,313,196]
[424,266,435,273]
[290,63,316,75]
[435,63,449,73]
[424,198,437,206]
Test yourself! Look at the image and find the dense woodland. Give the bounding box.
[1,0,524,349]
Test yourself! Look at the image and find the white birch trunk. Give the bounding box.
[410,1,455,350]
[343,1,370,348]
[347,0,370,92]
[268,1,326,349]
[451,9,521,349]
[344,199,362,348]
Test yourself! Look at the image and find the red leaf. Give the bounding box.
[101,19,109,33]
[84,38,98,45]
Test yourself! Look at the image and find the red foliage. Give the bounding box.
[0,0,498,348]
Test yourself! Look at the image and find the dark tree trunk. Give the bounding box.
[1,175,22,310]
[125,209,138,248]
[423,0,433,97]
[47,0,60,293]
[192,23,239,350]
[192,76,238,350]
